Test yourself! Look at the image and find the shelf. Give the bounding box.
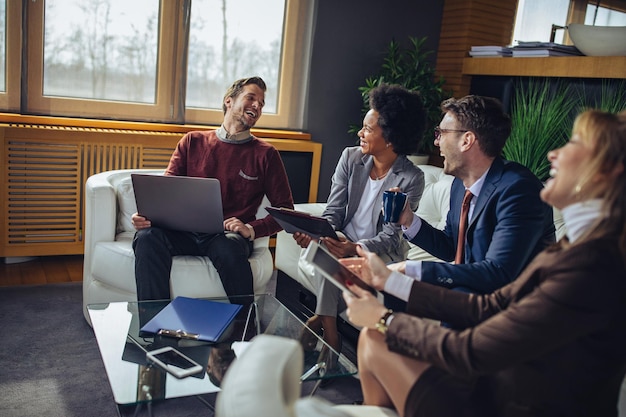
[462,56,626,79]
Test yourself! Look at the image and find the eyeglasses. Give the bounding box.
[434,127,467,140]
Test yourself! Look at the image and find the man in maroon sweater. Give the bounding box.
[131,77,294,301]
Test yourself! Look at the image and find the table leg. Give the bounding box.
[241,301,261,341]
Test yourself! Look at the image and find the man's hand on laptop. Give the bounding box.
[131,213,151,230]
[224,217,254,240]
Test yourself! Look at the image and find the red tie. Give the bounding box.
[455,190,473,264]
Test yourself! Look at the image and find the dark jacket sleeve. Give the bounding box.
[385,239,626,380]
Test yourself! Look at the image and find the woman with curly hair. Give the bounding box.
[294,84,427,355]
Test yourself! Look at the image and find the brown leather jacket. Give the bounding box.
[388,237,626,417]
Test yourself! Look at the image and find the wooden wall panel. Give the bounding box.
[436,0,518,97]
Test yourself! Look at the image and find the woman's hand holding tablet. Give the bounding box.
[302,241,377,297]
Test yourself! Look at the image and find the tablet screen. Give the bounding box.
[307,242,376,296]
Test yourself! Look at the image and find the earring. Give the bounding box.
[574,184,582,199]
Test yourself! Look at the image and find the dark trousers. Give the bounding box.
[132,228,254,302]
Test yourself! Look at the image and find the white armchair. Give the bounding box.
[215,334,399,417]
[82,169,274,324]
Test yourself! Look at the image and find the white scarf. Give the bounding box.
[560,199,604,243]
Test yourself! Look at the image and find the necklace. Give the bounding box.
[372,167,391,181]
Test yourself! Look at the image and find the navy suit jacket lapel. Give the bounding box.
[469,158,504,229]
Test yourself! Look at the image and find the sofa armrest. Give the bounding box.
[83,169,164,277]
[84,172,118,258]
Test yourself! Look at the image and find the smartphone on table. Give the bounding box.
[146,346,203,379]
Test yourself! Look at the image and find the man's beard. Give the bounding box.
[238,113,254,130]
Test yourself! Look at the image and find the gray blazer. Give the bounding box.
[323,146,424,262]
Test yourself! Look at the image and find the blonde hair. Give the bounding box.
[573,109,626,258]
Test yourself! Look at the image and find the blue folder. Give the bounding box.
[140,296,243,343]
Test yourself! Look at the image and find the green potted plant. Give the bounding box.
[586,79,626,114]
[504,78,579,182]
[505,78,626,182]
[350,36,452,163]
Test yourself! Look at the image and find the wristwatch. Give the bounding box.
[375,309,394,334]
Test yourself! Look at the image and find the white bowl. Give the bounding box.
[567,24,626,56]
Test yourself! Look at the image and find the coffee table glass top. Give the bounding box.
[88,294,357,406]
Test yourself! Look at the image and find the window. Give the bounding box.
[513,0,571,43]
[42,0,159,103]
[186,0,284,113]
[185,0,313,128]
[584,2,626,25]
[16,0,313,129]
[513,0,626,44]
[0,0,20,111]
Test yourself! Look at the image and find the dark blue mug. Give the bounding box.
[382,191,407,223]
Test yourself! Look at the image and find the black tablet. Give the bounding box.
[266,207,339,240]
[302,241,377,296]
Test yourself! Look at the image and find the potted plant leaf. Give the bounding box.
[505,78,626,182]
[350,36,452,163]
[503,78,579,182]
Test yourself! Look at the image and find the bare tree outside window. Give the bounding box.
[186,0,285,113]
[43,0,158,103]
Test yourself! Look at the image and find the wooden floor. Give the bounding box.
[0,255,83,286]
[0,251,277,287]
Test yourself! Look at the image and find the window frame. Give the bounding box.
[0,0,21,112]
[184,0,313,129]
[19,0,313,130]
[25,0,182,122]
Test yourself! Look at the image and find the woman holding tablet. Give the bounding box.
[343,109,626,417]
[292,84,427,355]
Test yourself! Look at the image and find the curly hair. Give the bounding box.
[441,95,511,158]
[222,76,267,114]
[368,84,427,155]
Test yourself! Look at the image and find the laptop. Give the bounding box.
[131,174,224,234]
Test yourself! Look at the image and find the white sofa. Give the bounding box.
[82,169,274,324]
[275,164,566,296]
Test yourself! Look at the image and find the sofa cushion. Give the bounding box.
[116,176,138,234]
[415,165,454,230]
[91,239,137,294]
[90,233,273,298]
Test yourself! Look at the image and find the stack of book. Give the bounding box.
[469,43,583,58]
[510,42,583,57]
[469,45,512,57]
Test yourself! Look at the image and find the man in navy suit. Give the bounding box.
[389,95,555,296]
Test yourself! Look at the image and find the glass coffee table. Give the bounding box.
[88,294,357,415]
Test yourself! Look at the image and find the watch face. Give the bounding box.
[376,310,393,334]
